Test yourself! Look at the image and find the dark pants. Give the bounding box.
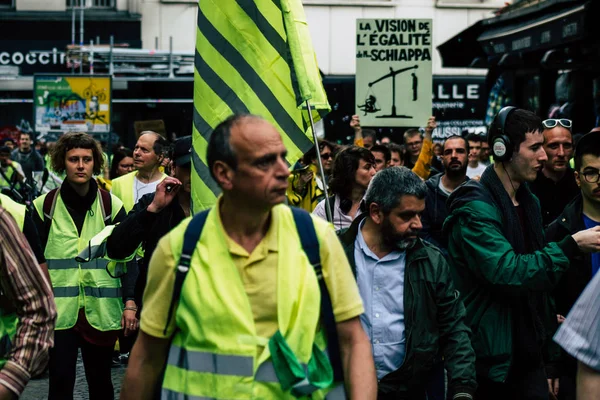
[48,329,115,400]
[378,381,426,400]
[476,362,549,400]
[558,374,576,400]
[425,361,445,400]
[118,330,137,355]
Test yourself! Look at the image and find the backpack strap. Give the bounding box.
[163,209,210,336]
[97,188,113,225]
[290,207,343,382]
[42,188,59,223]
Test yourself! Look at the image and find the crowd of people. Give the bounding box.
[0,108,599,400]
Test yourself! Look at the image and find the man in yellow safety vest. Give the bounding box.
[121,114,378,399]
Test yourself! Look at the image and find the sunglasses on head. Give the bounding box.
[542,119,572,129]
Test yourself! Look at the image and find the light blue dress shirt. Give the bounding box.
[355,220,406,380]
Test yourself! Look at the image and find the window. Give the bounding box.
[67,0,115,8]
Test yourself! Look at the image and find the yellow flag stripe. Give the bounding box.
[193,51,246,134]
[235,0,287,59]
[252,0,287,40]
[194,26,304,161]
[197,2,312,153]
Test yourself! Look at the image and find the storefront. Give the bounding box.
[438,0,600,133]
[0,9,155,145]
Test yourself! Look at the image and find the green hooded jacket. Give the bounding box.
[443,179,579,382]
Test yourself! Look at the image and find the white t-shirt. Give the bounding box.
[133,177,161,204]
[466,162,487,179]
[313,195,357,231]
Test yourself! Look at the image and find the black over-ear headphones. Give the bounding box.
[489,106,517,162]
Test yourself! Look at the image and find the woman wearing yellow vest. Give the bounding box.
[32,133,136,400]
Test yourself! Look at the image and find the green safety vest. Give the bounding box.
[33,190,124,331]
[0,163,21,189]
[111,170,167,213]
[0,195,25,368]
[161,205,343,400]
[0,193,25,231]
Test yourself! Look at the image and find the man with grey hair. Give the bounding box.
[337,166,477,399]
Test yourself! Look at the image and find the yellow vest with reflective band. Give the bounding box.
[33,190,124,331]
[111,170,167,212]
[161,205,343,400]
[0,163,21,189]
[0,193,25,231]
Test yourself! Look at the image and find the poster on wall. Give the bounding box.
[34,75,111,139]
[355,18,432,127]
[431,76,488,140]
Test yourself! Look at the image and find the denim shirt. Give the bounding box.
[355,220,406,379]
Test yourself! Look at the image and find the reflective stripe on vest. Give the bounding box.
[47,258,109,270]
[167,345,254,377]
[161,389,214,400]
[52,286,121,299]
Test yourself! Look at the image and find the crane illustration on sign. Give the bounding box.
[357,65,418,119]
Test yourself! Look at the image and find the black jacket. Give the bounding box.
[420,173,468,253]
[545,194,593,378]
[545,194,592,316]
[337,213,477,398]
[530,168,579,227]
[106,192,187,306]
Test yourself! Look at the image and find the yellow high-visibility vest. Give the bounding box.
[161,205,342,399]
[33,190,124,331]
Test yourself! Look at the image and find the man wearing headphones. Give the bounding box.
[444,107,600,399]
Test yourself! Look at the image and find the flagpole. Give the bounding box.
[305,100,333,223]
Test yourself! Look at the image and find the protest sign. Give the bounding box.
[356,19,432,127]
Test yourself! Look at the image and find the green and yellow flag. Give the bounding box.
[192,0,331,211]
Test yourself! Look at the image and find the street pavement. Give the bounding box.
[21,352,127,400]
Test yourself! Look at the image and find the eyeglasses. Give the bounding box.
[321,153,333,160]
[542,119,572,129]
[582,169,600,184]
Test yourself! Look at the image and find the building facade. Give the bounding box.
[0,0,508,144]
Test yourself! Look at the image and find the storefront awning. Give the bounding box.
[437,21,487,68]
[437,0,594,68]
[477,2,588,57]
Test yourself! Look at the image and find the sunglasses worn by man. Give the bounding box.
[542,119,572,129]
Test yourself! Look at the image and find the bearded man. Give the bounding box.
[337,167,477,400]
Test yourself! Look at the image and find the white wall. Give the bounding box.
[137,0,505,75]
[304,0,502,75]
[17,0,65,11]
[139,0,197,51]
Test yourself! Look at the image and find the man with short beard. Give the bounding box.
[421,136,469,254]
[529,118,579,226]
[337,167,477,400]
